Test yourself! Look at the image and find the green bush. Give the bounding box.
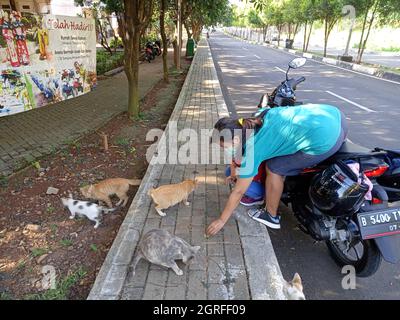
[110,37,123,49]
[96,51,125,75]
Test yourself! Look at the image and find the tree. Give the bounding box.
[81,0,154,119]
[354,0,400,63]
[315,0,344,57]
[282,0,302,41]
[267,3,285,46]
[299,0,317,52]
[160,0,169,82]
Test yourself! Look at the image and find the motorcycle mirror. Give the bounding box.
[288,58,307,69]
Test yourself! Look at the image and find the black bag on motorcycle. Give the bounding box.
[309,160,369,217]
[377,150,400,201]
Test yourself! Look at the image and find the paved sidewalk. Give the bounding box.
[0,53,174,177]
[88,39,286,300]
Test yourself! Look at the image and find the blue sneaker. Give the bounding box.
[247,207,281,229]
[240,195,264,207]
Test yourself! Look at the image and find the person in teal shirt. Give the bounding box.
[206,104,348,236]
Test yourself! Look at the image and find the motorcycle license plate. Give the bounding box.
[357,208,400,239]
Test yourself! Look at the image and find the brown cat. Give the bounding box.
[148,179,197,216]
[80,178,141,208]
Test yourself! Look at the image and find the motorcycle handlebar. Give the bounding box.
[295,76,306,86]
[286,76,306,91]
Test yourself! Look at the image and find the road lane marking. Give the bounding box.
[275,67,286,73]
[254,54,261,59]
[242,47,248,51]
[326,91,377,113]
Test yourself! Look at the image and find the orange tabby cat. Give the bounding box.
[80,178,141,208]
[148,180,197,216]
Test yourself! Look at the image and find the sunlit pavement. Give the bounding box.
[209,32,400,300]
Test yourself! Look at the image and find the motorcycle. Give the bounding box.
[256,57,400,277]
[145,42,155,63]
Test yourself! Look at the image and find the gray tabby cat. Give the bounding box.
[132,229,201,276]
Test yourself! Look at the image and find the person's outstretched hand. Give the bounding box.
[206,218,226,237]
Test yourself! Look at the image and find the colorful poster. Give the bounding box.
[0,11,96,117]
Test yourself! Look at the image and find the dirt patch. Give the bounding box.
[0,59,191,300]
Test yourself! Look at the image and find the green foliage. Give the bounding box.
[31,248,49,257]
[0,176,8,188]
[115,137,130,147]
[90,244,98,252]
[96,50,124,75]
[60,239,73,247]
[110,37,123,48]
[247,9,264,28]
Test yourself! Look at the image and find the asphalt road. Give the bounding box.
[209,32,400,300]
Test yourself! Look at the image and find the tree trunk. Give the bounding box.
[357,9,369,60]
[305,21,313,51]
[160,0,169,83]
[9,0,17,10]
[122,0,154,119]
[97,19,113,55]
[173,38,179,67]
[357,3,378,63]
[277,26,282,47]
[263,26,267,42]
[126,31,141,119]
[293,23,299,40]
[323,19,328,57]
[183,21,192,39]
[303,22,308,51]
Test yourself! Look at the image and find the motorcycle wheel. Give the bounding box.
[326,237,381,277]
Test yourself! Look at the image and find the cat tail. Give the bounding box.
[101,207,117,214]
[128,179,142,186]
[131,251,143,275]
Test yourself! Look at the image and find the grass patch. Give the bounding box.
[23,268,87,300]
[50,224,58,233]
[47,206,56,214]
[31,161,41,170]
[380,46,400,52]
[115,137,130,147]
[90,244,98,252]
[0,176,8,188]
[60,239,73,247]
[30,248,49,258]
[0,292,12,300]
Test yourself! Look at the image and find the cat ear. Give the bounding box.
[292,273,302,286]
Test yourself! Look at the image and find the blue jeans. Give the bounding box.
[225,166,265,199]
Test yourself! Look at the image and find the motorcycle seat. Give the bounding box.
[336,140,371,155]
[325,140,377,162]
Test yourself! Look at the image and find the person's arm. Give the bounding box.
[226,161,238,184]
[206,177,253,236]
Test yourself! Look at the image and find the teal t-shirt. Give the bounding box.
[239,104,342,178]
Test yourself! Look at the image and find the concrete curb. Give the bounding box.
[88,39,287,300]
[225,31,400,83]
[103,66,125,77]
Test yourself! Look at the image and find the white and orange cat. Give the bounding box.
[148,179,197,217]
[80,178,141,208]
